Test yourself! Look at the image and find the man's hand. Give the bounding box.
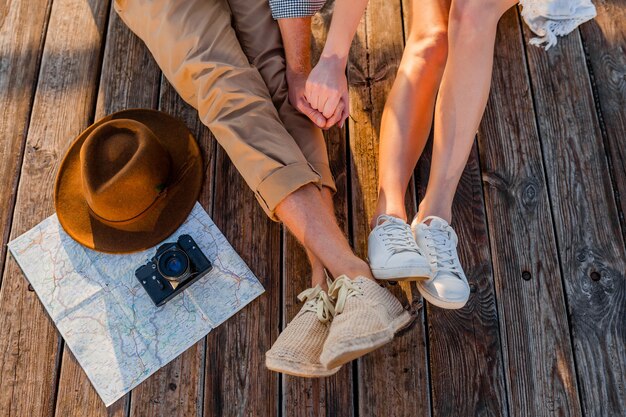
[286,70,328,129]
[305,55,349,129]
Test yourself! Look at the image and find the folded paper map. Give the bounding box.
[8,203,264,406]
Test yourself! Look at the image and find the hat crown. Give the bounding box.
[80,119,172,223]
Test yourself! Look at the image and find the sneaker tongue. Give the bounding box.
[424,216,448,229]
[377,214,405,226]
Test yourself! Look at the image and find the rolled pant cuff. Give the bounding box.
[309,162,336,194]
[255,162,323,221]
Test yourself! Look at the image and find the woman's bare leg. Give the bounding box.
[372,0,451,228]
[417,0,518,223]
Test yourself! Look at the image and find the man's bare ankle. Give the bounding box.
[329,258,373,281]
[310,266,329,290]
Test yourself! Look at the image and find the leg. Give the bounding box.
[276,185,372,281]
[226,0,342,286]
[417,0,518,223]
[303,187,335,288]
[226,0,334,192]
[115,0,369,284]
[114,0,321,213]
[372,0,451,228]
[366,0,450,282]
[410,0,517,310]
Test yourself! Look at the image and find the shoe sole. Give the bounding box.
[416,281,468,310]
[265,356,341,378]
[371,265,432,282]
[321,311,413,369]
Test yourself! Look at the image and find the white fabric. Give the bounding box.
[520,0,597,49]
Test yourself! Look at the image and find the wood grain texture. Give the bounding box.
[0,0,51,283]
[0,0,110,415]
[93,7,162,119]
[578,0,626,240]
[418,146,508,416]
[281,2,354,416]
[54,352,129,417]
[51,5,161,415]
[478,8,583,417]
[202,130,281,416]
[522,19,626,417]
[416,144,508,417]
[348,0,431,416]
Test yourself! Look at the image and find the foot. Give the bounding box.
[320,275,412,369]
[411,216,470,309]
[266,284,340,377]
[368,215,432,281]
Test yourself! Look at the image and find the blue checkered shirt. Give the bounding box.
[269,0,327,19]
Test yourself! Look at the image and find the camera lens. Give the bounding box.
[157,249,189,280]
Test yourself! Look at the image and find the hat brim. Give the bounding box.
[55,109,203,254]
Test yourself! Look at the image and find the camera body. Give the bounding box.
[135,234,212,306]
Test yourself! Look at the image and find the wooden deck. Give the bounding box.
[1,0,625,416]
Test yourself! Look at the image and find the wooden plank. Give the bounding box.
[347,0,431,416]
[281,2,354,416]
[202,154,281,416]
[522,17,626,417]
[202,109,281,415]
[127,76,217,417]
[578,0,626,240]
[477,9,583,416]
[0,0,51,282]
[94,8,162,118]
[415,143,506,416]
[416,144,508,416]
[0,0,110,415]
[52,5,162,416]
[401,1,510,415]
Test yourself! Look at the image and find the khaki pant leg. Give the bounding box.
[114,0,323,219]
[225,0,336,192]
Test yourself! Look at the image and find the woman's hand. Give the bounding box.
[305,55,349,129]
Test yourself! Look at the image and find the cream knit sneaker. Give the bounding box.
[265,284,340,377]
[320,276,411,369]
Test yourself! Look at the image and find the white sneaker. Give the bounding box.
[411,215,470,309]
[368,215,432,281]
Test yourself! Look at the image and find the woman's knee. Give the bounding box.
[451,0,516,29]
[403,27,449,68]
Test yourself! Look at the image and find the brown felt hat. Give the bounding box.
[54,109,203,254]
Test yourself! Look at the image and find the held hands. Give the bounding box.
[287,55,349,130]
[304,56,349,129]
[278,0,365,130]
[286,70,328,128]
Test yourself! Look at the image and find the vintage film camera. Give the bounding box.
[135,234,212,306]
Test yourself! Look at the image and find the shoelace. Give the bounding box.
[298,285,335,323]
[425,226,463,277]
[327,275,364,315]
[379,218,421,255]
